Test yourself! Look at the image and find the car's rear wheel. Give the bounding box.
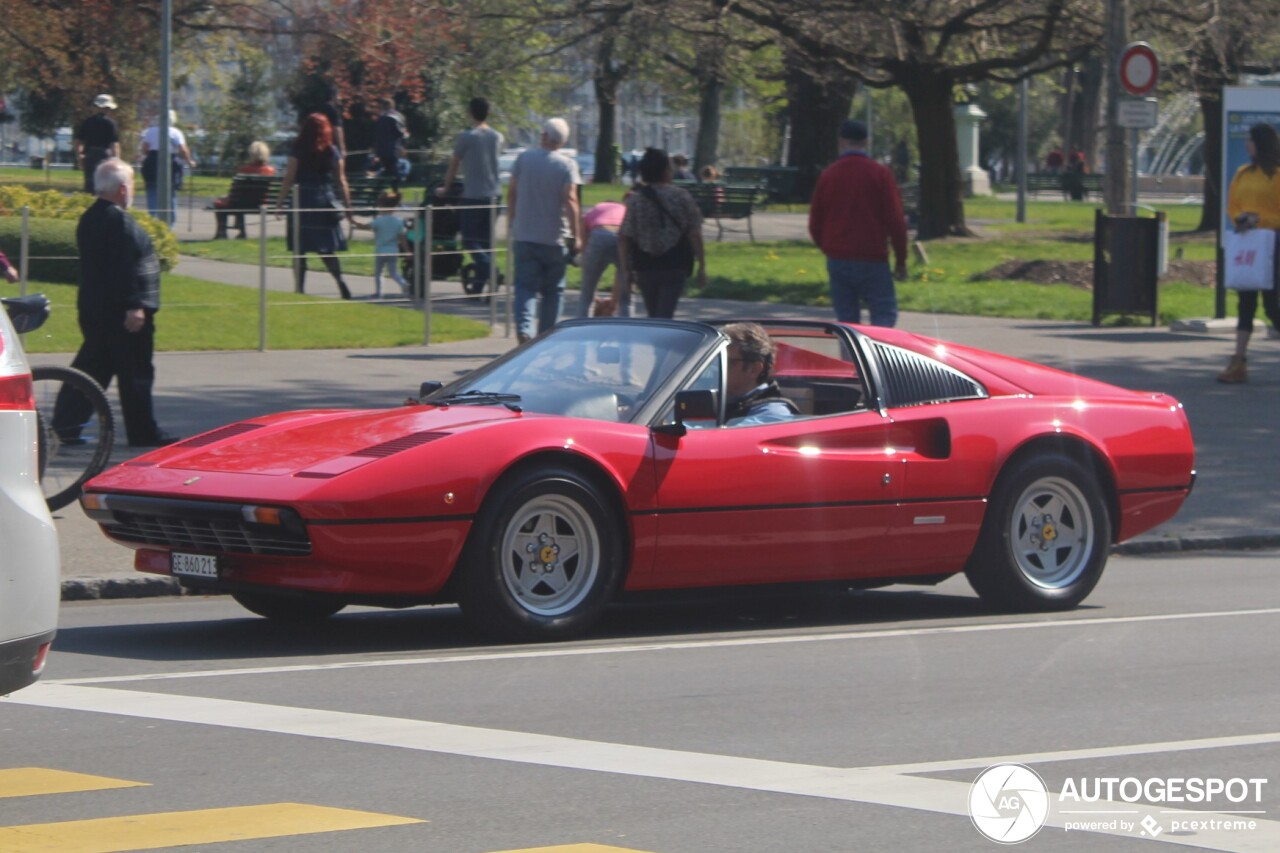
[965,454,1111,611]
[457,466,623,640]
[232,591,346,622]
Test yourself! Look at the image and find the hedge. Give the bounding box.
[0,217,79,284]
[0,185,179,283]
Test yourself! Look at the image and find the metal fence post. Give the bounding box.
[488,199,498,328]
[259,205,269,352]
[19,206,30,296]
[423,205,433,346]
[291,184,303,293]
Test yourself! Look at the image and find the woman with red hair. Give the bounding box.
[277,113,354,298]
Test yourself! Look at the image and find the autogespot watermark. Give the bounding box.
[968,764,1270,844]
[969,764,1051,844]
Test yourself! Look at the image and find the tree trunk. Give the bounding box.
[592,45,623,185]
[1196,91,1223,232]
[783,57,855,201]
[693,75,722,177]
[901,67,969,239]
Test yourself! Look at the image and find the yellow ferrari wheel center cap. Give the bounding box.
[1042,522,1057,542]
[539,545,558,564]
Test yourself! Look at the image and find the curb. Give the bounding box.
[61,533,1280,602]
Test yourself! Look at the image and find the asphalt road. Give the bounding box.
[3,550,1277,852]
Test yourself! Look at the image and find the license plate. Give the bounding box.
[171,552,218,579]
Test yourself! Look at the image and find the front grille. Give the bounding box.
[873,342,987,407]
[94,496,311,556]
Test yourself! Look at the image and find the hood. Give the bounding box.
[135,404,520,476]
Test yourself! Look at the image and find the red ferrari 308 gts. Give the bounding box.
[81,319,1195,640]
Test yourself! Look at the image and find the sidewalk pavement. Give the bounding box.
[39,205,1280,599]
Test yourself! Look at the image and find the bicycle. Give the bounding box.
[2,294,116,511]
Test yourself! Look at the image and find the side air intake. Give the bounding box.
[871,343,987,407]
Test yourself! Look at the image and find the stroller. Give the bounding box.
[403,183,501,302]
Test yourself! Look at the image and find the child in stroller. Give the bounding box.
[402,183,502,301]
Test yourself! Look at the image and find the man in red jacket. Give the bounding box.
[808,119,908,327]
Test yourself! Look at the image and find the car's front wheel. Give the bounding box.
[966,454,1111,611]
[457,466,624,640]
[232,591,346,622]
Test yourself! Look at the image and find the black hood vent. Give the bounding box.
[175,422,265,448]
[350,431,450,458]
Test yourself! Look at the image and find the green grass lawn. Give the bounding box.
[182,223,1220,325]
[16,274,491,353]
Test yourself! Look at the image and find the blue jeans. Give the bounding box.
[460,199,499,282]
[826,258,897,326]
[144,184,175,226]
[576,228,632,318]
[514,241,568,340]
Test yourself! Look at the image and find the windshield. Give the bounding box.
[443,322,707,422]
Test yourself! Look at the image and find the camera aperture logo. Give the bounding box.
[969,763,1051,844]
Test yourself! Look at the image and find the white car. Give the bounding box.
[0,295,59,695]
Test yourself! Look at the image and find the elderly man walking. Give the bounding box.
[53,159,178,447]
[507,117,582,342]
[808,119,908,327]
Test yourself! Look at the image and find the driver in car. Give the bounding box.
[723,322,799,426]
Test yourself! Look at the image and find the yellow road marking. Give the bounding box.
[0,768,148,799]
[0,802,423,852]
[487,846,654,852]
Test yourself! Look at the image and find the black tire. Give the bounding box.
[456,466,624,641]
[31,365,115,511]
[965,454,1111,611]
[232,591,346,622]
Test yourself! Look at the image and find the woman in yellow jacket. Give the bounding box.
[1220,123,1280,383]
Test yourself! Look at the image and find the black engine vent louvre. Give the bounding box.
[349,431,450,458]
[174,422,265,448]
[872,342,987,408]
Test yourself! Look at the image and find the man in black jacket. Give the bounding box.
[53,159,177,447]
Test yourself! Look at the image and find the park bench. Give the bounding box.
[1026,172,1104,198]
[723,166,801,205]
[208,174,281,239]
[687,183,761,242]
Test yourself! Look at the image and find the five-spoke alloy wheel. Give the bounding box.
[966,453,1111,611]
[458,466,623,640]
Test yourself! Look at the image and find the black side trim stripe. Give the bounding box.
[308,514,474,526]
[1118,485,1193,495]
[639,496,986,516]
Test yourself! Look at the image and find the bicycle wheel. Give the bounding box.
[30,365,115,511]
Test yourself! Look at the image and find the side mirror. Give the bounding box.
[653,389,719,437]
[675,389,719,422]
[418,380,443,400]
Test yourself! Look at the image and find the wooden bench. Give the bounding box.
[723,166,801,205]
[208,175,281,239]
[1026,172,1104,198]
[686,184,760,242]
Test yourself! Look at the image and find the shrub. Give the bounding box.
[0,186,179,278]
[0,217,78,284]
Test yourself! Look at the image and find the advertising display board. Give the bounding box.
[1220,87,1280,241]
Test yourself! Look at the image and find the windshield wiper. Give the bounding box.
[434,390,523,412]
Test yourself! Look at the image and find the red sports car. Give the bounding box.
[81,319,1195,640]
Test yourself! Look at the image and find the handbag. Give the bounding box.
[1224,228,1276,291]
[631,187,696,276]
[591,295,616,317]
